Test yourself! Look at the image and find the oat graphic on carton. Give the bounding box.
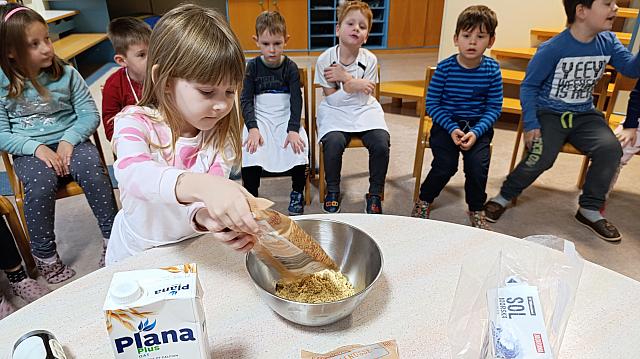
[106,308,154,333]
[160,263,197,273]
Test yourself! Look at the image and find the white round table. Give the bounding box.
[1,214,638,358]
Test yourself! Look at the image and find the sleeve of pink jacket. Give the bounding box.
[112,110,205,220]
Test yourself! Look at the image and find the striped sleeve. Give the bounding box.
[471,63,503,138]
[426,62,458,134]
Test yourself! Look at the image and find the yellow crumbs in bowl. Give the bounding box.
[275,269,356,303]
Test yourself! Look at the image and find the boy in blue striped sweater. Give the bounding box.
[411,5,502,229]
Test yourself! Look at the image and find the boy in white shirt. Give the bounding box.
[314,0,389,214]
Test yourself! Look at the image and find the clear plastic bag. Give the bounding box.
[448,236,584,358]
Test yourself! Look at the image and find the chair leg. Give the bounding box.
[578,156,590,189]
[412,135,424,178]
[305,164,311,205]
[15,196,29,237]
[412,109,426,178]
[413,168,422,202]
[0,197,36,278]
[413,143,426,201]
[309,142,316,179]
[509,117,524,173]
[318,142,325,204]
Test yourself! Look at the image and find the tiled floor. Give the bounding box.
[1,51,639,313]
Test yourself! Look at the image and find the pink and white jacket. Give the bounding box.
[105,106,232,264]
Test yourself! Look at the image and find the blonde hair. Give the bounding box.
[337,0,373,32]
[138,3,245,167]
[0,4,66,98]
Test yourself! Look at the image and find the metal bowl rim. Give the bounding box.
[245,218,384,306]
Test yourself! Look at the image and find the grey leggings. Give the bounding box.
[500,109,622,210]
[13,141,118,259]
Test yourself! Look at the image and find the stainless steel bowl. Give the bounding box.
[246,218,384,326]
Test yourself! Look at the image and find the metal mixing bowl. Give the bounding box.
[245,218,384,326]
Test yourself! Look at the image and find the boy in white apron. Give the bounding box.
[240,11,308,215]
[314,1,390,214]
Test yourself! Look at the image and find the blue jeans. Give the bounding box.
[419,122,493,211]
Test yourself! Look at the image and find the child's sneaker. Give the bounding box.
[484,200,506,223]
[365,193,383,214]
[468,211,491,230]
[411,200,432,219]
[323,192,341,213]
[10,278,51,303]
[35,255,76,284]
[288,191,305,216]
[0,294,16,320]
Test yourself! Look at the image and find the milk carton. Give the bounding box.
[103,263,209,358]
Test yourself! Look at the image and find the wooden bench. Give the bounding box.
[531,28,631,45]
[492,47,537,61]
[379,80,425,116]
[52,33,108,64]
[618,7,639,19]
[381,69,529,116]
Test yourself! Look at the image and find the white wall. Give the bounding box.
[23,0,47,14]
[438,0,567,61]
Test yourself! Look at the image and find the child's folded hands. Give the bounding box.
[56,140,74,175]
[460,132,477,151]
[35,144,66,177]
[450,128,464,146]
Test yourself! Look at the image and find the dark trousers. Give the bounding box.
[321,129,390,195]
[0,217,22,270]
[500,109,622,210]
[241,164,307,197]
[13,141,118,259]
[419,123,493,211]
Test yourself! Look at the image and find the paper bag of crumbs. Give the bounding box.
[301,340,399,359]
[249,197,338,276]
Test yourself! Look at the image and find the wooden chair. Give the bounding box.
[604,72,637,127]
[411,67,436,201]
[508,72,612,190]
[238,67,311,205]
[411,66,496,201]
[0,196,36,277]
[299,67,312,205]
[310,66,381,204]
[1,130,114,248]
[380,79,427,152]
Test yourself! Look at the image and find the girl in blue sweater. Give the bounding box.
[0,4,118,283]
